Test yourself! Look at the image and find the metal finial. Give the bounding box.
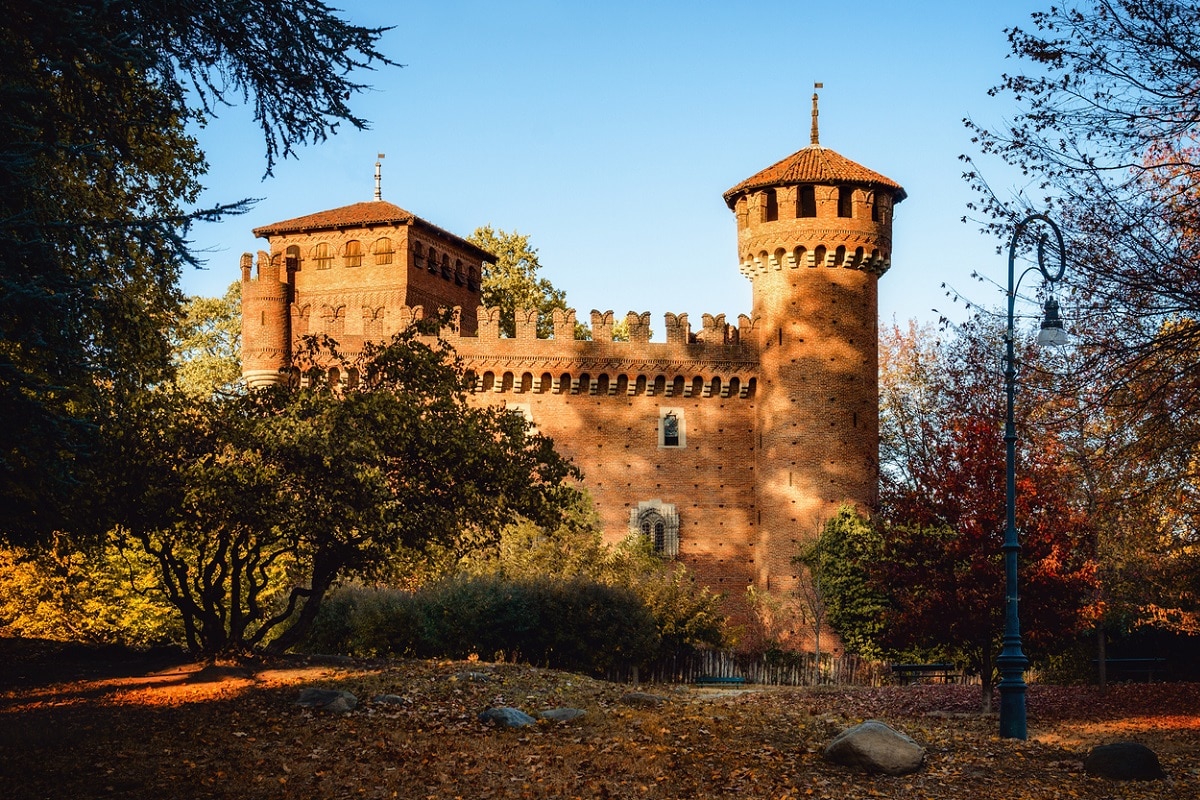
[374,153,386,201]
[811,82,823,146]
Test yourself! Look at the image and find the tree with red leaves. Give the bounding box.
[879,323,1097,711]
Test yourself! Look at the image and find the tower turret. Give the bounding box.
[724,91,905,594]
[241,250,291,388]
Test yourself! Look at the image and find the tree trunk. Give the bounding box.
[979,647,994,715]
[264,574,334,654]
[1096,621,1107,695]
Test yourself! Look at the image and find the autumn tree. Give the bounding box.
[965,0,1200,483]
[468,226,589,339]
[1043,337,1200,682]
[1,1,392,545]
[122,329,581,657]
[878,323,1096,709]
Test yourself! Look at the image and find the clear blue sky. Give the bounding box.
[182,0,1048,330]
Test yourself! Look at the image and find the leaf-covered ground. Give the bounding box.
[0,639,1196,799]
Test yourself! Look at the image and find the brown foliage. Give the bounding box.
[0,639,1196,799]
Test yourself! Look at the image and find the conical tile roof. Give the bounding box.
[723,145,906,209]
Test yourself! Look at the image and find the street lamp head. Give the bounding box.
[1037,297,1069,346]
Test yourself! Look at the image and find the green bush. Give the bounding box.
[305,576,662,674]
[304,584,422,658]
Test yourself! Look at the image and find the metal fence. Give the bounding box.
[607,649,890,687]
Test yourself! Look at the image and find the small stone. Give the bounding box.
[478,706,536,728]
[539,708,587,722]
[295,687,358,713]
[1083,742,1167,781]
[621,692,666,707]
[371,694,408,705]
[823,720,924,776]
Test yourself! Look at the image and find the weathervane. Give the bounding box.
[811,82,823,146]
[374,153,386,201]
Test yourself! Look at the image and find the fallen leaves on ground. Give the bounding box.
[0,640,1196,799]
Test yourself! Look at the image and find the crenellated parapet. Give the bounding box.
[341,304,764,402]
[625,311,651,342]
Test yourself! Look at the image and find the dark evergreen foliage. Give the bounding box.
[0,1,393,543]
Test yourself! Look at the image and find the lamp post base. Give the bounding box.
[998,683,1027,739]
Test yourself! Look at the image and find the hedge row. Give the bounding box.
[303,575,666,674]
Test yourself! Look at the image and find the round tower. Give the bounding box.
[723,91,905,593]
[240,250,291,388]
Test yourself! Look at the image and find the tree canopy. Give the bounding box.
[964,0,1200,660]
[965,1,1200,425]
[123,329,581,656]
[876,322,1097,706]
[1,1,393,544]
[468,226,587,339]
[172,282,243,399]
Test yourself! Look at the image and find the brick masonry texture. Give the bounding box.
[240,136,905,640]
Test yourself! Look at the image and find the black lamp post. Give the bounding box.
[999,213,1067,740]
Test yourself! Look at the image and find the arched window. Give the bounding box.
[629,500,680,558]
[441,254,451,279]
[427,247,438,272]
[837,186,854,218]
[468,265,479,291]
[312,242,333,269]
[293,304,311,335]
[414,242,425,269]
[454,259,464,285]
[344,240,363,267]
[362,306,385,338]
[763,188,778,222]
[373,237,394,265]
[285,244,301,272]
[798,185,817,218]
[322,304,345,335]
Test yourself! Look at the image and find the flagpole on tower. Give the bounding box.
[374,153,386,201]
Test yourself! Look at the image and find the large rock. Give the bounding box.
[295,687,357,713]
[823,720,925,776]
[1083,742,1167,781]
[478,707,537,728]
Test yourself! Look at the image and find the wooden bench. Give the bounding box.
[889,663,961,685]
[1094,657,1167,682]
[695,675,747,687]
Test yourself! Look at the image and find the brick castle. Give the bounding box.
[240,100,904,628]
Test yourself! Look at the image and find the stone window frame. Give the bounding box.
[658,407,686,449]
[629,499,680,559]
